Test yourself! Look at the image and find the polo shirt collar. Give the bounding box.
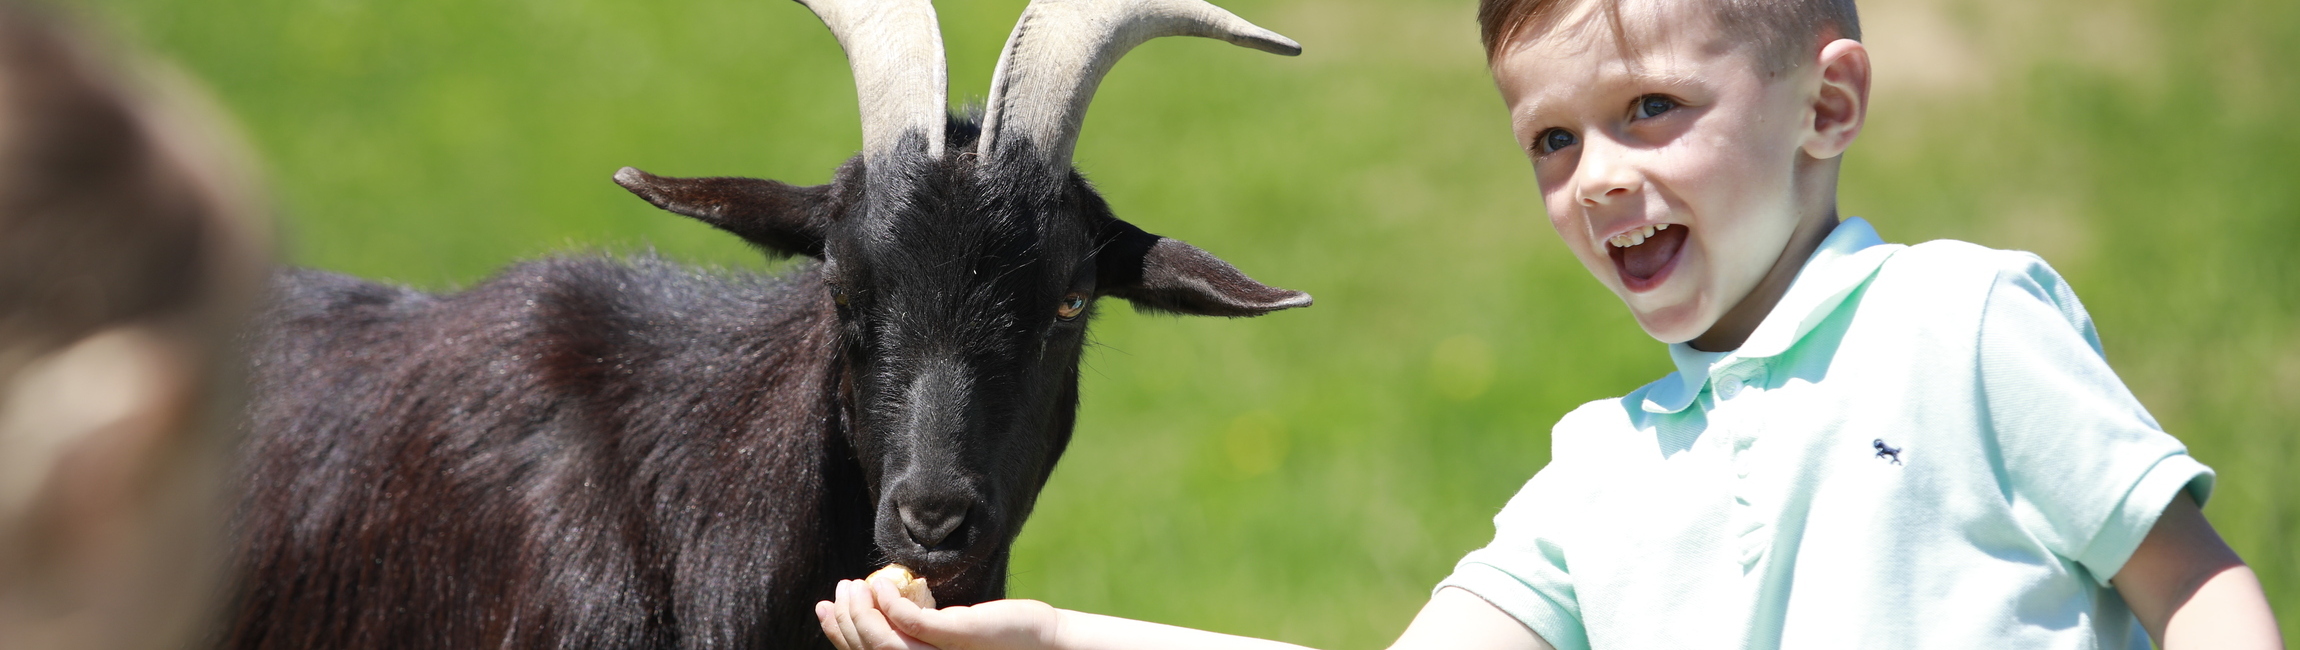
[1641,217,1900,414]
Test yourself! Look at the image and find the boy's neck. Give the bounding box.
[1687,212,1842,353]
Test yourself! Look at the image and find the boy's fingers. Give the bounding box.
[826,578,953,650]
[816,601,846,650]
[870,580,914,614]
[830,583,855,649]
[839,579,934,650]
[871,580,952,642]
[851,595,926,649]
[871,580,935,638]
[835,581,871,650]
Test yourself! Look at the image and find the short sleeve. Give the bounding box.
[1436,455,1593,650]
[1978,255,2214,585]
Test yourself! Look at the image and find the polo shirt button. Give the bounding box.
[1718,375,1746,399]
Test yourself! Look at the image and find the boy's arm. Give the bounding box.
[818,579,1315,650]
[1386,587,1556,650]
[2109,492,2283,649]
[817,579,1554,650]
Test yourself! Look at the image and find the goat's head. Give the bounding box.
[613,0,1306,603]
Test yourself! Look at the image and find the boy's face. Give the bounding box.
[1493,0,1824,344]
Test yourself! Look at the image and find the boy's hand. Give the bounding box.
[817,577,1064,650]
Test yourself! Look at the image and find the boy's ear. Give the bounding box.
[1803,38,1871,160]
[1095,219,1311,317]
[613,166,834,258]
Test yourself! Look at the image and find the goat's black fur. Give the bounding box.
[224,110,1305,649]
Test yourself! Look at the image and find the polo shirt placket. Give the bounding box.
[1708,361,1772,573]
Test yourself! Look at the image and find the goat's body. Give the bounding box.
[221,2,1311,643]
[226,256,870,649]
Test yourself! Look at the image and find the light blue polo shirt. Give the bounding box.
[1438,218,2213,650]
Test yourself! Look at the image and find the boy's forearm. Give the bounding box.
[2159,564,2283,650]
[1050,610,1321,650]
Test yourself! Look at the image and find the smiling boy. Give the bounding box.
[816,0,2285,648]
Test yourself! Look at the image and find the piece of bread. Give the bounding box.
[867,564,936,609]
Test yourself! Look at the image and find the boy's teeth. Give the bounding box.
[1609,225,1666,249]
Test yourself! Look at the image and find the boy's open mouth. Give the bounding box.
[1608,223,1686,291]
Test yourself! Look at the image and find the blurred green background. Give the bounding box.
[81,0,2297,644]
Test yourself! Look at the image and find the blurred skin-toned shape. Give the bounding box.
[0,3,269,648]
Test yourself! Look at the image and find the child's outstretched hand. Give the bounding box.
[817,577,1064,650]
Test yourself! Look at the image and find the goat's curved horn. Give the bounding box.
[796,0,949,161]
[977,0,1297,173]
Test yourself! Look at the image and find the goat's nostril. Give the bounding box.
[896,500,970,549]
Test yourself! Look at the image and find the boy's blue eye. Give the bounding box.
[1539,128,1577,153]
[1635,95,1678,119]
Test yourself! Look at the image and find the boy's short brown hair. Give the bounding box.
[1478,0,1861,72]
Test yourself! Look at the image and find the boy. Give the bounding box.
[818,0,2285,647]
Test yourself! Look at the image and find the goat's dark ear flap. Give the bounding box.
[1096,220,1311,317]
[613,167,834,258]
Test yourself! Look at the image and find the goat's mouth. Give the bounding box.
[899,547,974,577]
[1607,223,1687,292]
[875,543,1002,606]
[872,505,1004,600]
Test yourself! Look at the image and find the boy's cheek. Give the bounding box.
[1551,195,1611,239]
[1538,198,1610,277]
[1536,181,1576,230]
[1528,151,1576,193]
[1544,203,1594,261]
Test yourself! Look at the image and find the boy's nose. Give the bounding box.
[1582,185,1632,207]
[1576,138,1639,207]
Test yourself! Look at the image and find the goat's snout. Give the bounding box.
[884,471,984,554]
[894,491,972,549]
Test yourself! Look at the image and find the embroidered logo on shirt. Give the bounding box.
[1872,439,1903,465]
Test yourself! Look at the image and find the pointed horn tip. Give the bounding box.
[1241,32,1302,57]
[613,166,652,188]
[1206,8,1300,56]
[612,167,674,206]
[1270,290,1312,310]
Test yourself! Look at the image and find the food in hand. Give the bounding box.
[867,563,935,609]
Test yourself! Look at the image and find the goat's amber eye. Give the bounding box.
[833,291,849,307]
[1056,293,1088,321]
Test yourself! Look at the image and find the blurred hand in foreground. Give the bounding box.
[0,2,269,648]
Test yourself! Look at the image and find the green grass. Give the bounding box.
[81,0,2299,645]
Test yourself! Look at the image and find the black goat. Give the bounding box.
[221,0,1306,648]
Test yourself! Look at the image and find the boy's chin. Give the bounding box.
[1623,298,1715,345]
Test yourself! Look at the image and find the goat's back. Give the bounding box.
[225,256,872,649]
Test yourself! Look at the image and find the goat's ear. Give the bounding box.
[613,166,833,258]
[1096,219,1311,317]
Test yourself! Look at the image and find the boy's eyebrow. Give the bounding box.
[1624,67,1701,87]
[1516,67,1702,125]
